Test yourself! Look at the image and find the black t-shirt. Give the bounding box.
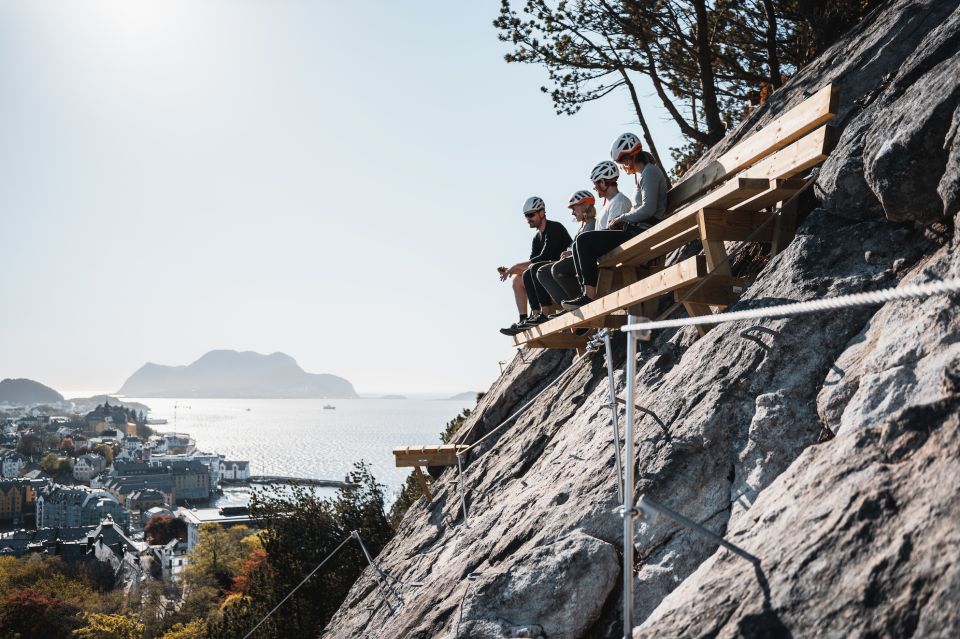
[530,220,573,262]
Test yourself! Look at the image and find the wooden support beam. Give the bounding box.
[526,334,590,349]
[681,300,715,337]
[771,196,801,257]
[596,268,615,296]
[514,256,717,346]
[413,467,433,502]
[698,209,777,243]
[668,84,838,209]
[740,124,836,182]
[733,178,805,211]
[674,280,740,306]
[393,445,468,468]
[598,178,767,268]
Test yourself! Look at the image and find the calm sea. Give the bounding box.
[120,397,473,499]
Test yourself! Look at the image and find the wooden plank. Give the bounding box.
[698,209,776,243]
[526,334,590,349]
[674,280,738,306]
[514,256,709,346]
[598,178,767,268]
[681,301,715,337]
[413,467,433,502]
[668,84,838,209]
[740,124,836,182]
[771,196,800,257]
[733,178,805,211]
[596,268,615,296]
[393,445,468,468]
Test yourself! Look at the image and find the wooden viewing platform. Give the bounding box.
[512,83,839,348]
[393,445,469,502]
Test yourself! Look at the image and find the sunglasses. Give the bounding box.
[524,211,540,219]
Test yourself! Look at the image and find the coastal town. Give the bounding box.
[0,398,253,592]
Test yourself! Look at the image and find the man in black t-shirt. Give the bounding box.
[499,197,572,336]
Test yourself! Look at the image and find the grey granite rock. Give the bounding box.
[635,239,960,639]
[321,2,960,637]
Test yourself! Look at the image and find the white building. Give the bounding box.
[220,460,250,481]
[176,506,253,550]
[1,453,27,479]
[73,453,107,482]
[157,538,188,583]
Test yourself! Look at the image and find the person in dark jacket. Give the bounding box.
[499,196,573,336]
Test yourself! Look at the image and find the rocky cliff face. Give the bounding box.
[322,1,960,637]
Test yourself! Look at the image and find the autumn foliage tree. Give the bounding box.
[145,514,187,545]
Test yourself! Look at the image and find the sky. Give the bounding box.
[0,0,684,396]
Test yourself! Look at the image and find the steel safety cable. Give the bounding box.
[241,534,353,639]
[622,277,960,334]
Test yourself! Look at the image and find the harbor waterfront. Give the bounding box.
[122,396,474,498]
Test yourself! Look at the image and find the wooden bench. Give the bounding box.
[513,83,838,348]
[393,445,468,502]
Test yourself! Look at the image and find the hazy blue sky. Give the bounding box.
[0,0,683,395]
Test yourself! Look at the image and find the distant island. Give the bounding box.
[0,378,64,405]
[378,394,407,400]
[118,350,358,399]
[445,391,479,402]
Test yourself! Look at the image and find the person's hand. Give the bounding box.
[505,264,525,277]
[607,216,625,230]
[497,266,508,281]
[560,250,572,259]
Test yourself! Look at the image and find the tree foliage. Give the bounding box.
[145,515,187,546]
[72,613,144,639]
[494,0,883,175]
[244,461,394,638]
[181,524,259,593]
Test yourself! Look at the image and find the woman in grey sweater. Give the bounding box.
[562,133,669,309]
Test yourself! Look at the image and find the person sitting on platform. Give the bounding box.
[499,196,573,336]
[534,190,598,319]
[562,134,668,309]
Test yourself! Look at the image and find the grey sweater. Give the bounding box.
[621,162,668,224]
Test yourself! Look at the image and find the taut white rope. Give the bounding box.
[622,278,960,335]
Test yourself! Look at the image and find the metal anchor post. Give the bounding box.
[352,530,405,606]
[456,452,470,528]
[602,329,625,505]
[622,316,638,639]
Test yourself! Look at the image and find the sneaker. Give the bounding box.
[499,323,525,336]
[547,309,567,319]
[526,314,550,326]
[561,294,593,310]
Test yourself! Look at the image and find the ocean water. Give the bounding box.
[122,397,472,499]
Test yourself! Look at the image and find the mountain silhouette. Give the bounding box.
[117,350,357,398]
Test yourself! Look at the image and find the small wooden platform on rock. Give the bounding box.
[393,444,469,502]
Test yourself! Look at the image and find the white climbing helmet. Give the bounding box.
[567,190,596,208]
[610,132,643,161]
[522,196,545,214]
[590,160,620,183]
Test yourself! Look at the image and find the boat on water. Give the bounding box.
[323,404,336,410]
